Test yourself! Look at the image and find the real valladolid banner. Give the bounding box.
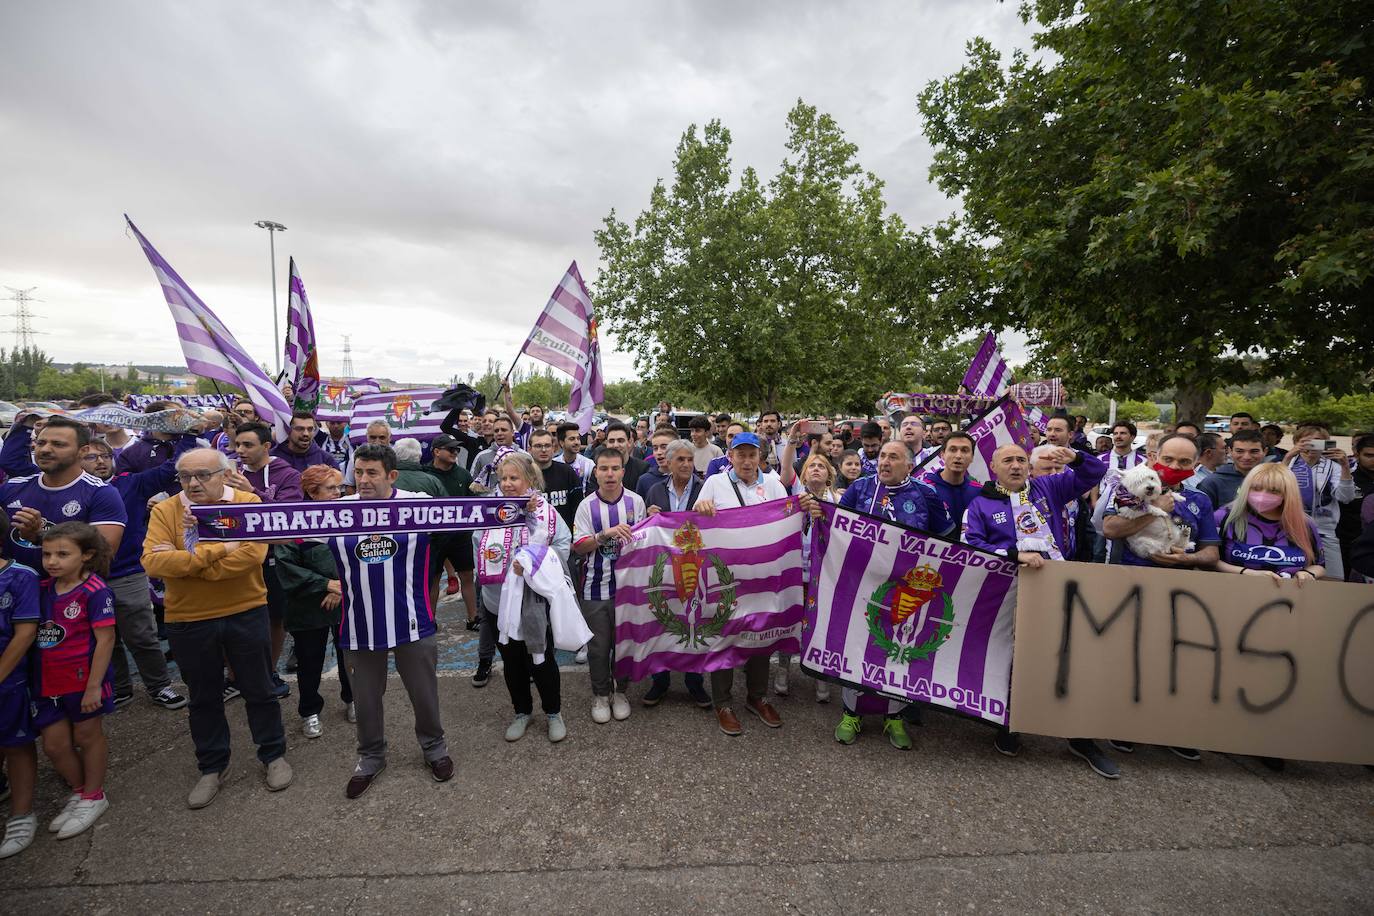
[802,502,1019,725]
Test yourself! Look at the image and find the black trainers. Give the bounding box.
[994,729,1021,757]
[270,674,291,700]
[465,617,481,632]
[1169,746,1201,761]
[152,686,187,710]
[472,660,491,688]
[1068,739,1120,779]
[1107,740,1135,753]
[222,681,241,702]
[113,692,135,709]
[642,680,668,706]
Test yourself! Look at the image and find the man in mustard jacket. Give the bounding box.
[143,448,292,809]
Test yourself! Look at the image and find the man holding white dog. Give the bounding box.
[1103,433,1219,571]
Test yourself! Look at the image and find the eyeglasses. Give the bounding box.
[176,469,226,484]
[79,453,111,463]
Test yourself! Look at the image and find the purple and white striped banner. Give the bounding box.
[191,496,526,542]
[283,258,321,412]
[126,216,292,442]
[348,387,445,445]
[316,377,382,423]
[961,332,1015,398]
[915,396,1037,482]
[517,262,604,434]
[803,502,1019,724]
[612,497,805,682]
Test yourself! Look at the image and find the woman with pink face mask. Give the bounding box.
[1216,463,1325,584]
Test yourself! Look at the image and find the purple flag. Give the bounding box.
[191,496,526,542]
[613,497,806,681]
[316,377,382,424]
[282,258,320,412]
[916,396,1037,482]
[961,332,1015,397]
[126,216,291,442]
[347,387,446,445]
[517,262,604,434]
[802,502,1019,724]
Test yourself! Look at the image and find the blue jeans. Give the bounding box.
[166,605,286,775]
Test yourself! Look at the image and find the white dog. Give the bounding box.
[1114,464,1191,559]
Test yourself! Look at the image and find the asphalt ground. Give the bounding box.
[4,591,1372,914]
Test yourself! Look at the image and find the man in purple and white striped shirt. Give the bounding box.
[325,444,452,800]
[573,449,645,725]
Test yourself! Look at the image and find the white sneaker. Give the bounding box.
[346,702,357,724]
[575,645,589,665]
[0,814,37,859]
[773,670,789,696]
[48,793,81,833]
[505,713,531,742]
[815,682,831,703]
[611,692,631,721]
[547,713,566,743]
[56,796,109,840]
[591,695,611,724]
[303,714,323,739]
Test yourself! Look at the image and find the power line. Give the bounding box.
[341,335,354,378]
[2,286,44,352]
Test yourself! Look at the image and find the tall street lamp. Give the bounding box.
[254,219,287,375]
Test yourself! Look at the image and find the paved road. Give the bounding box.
[6,595,1372,914]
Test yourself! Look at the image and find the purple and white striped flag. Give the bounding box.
[803,502,1019,724]
[961,332,1015,397]
[612,497,805,682]
[282,258,320,412]
[126,216,291,441]
[916,396,1037,482]
[317,377,383,423]
[347,387,446,445]
[518,262,604,433]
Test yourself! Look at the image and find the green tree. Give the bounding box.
[512,368,571,412]
[596,102,939,415]
[918,0,1373,424]
[1116,399,1160,424]
[601,379,656,415]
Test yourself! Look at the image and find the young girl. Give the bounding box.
[34,522,116,840]
[1216,462,1325,583]
[836,451,863,491]
[0,508,42,859]
[475,454,571,743]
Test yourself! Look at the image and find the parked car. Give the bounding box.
[19,401,67,413]
[0,400,19,428]
[1203,414,1230,433]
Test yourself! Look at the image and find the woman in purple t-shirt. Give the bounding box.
[1215,463,1325,583]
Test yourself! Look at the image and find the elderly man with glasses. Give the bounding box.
[142,448,292,810]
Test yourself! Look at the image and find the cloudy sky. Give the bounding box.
[0,1,1034,387]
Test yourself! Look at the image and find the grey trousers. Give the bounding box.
[711,655,769,707]
[109,572,172,695]
[581,598,627,697]
[344,636,447,776]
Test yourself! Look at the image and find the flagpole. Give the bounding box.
[254,220,287,376]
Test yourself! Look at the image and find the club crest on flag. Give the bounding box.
[387,395,416,429]
[323,382,348,408]
[208,514,240,532]
[864,564,957,663]
[647,521,737,648]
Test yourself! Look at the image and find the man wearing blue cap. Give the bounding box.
[693,431,789,736]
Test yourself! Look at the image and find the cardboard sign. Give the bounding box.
[1010,561,1374,765]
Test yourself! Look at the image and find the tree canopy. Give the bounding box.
[595,101,943,415]
[918,0,1373,423]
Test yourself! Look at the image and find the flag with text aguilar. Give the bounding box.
[126,216,291,442]
[282,258,321,412]
[803,502,1019,725]
[612,497,805,681]
[317,377,383,423]
[915,396,1036,482]
[517,262,604,434]
[348,387,445,444]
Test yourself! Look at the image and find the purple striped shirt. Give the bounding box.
[573,488,645,601]
[327,489,434,651]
